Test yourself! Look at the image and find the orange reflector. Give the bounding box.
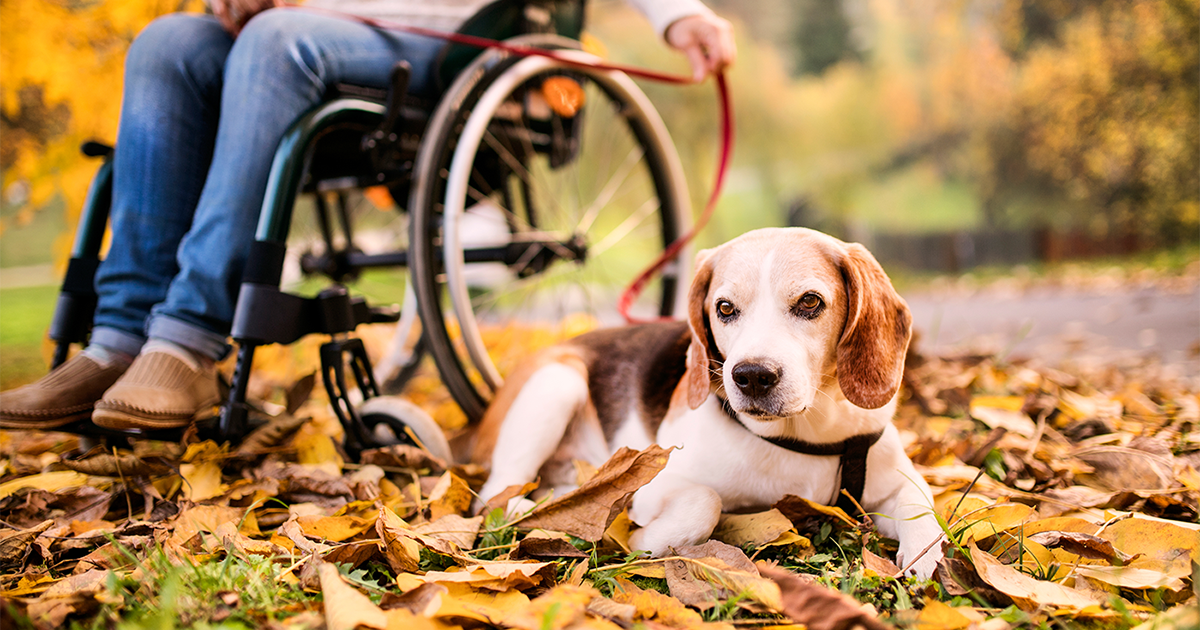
[363,185,395,210]
[541,76,585,118]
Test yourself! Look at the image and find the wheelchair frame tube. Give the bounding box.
[254,98,386,245]
[73,159,113,258]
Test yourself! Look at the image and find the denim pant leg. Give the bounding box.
[148,8,445,360]
[91,14,233,358]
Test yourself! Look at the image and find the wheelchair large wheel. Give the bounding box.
[410,44,691,422]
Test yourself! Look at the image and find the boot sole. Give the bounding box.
[92,400,220,431]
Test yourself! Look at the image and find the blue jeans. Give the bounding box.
[91,9,443,360]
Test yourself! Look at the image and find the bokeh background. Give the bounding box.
[2,0,1198,388]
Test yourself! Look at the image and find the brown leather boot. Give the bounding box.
[0,354,128,429]
[92,344,221,430]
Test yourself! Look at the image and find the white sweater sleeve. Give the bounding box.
[624,0,717,40]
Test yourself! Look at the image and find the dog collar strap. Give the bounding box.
[717,396,883,515]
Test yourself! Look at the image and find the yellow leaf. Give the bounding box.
[0,470,90,499]
[1074,565,1186,591]
[377,507,422,574]
[712,509,795,548]
[968,543,1102,612]
[432,581,532,624]
[427,471,473,521]
[180,460,225,502]
[292,422,343,476]
[610,577,708,629]
[952,503,1035,543]
[1097,517,1200,579]
[423,561,555,592]
[915,599,974,630]
[297,514,375,543]
[503,584,597,630]
[318,561,388,630]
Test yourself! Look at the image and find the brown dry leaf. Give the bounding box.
[423,561,556,592]
[214,521,286,558]
[664,548,782,612]
[609,576,710,629]
[1074,438,1175,492]
[168,505,257,549]
[757,565,887,630]
[773,495,857,529]
[1026,531,1131,564]
[279,517,333,555]
[862,548,901,578]
[40,568,108,599]
[318,561,388,630]
[59,452,172,477]
[711,509,795,547]
[360,444,448,474]
[968,543,1103,612]
[412,514,483,556]
[427,472,473,521]
[511,536,588,561]
[484,481,540,515]
[520,446,670,541]
[1096,517,1200,579]
[376,506,422,574]
[235,412,309,456]
[502,583,597,630]
[0,518,52,569]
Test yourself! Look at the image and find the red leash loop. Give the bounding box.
[288,5,733,324]
[616,73,732,323]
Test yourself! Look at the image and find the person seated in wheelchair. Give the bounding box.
[0,0,735,432]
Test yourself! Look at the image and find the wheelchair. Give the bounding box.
[43,0,692,458]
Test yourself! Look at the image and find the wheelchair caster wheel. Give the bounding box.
[357,396,452,462]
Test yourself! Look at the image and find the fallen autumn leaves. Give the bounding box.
[0,340,1197,629]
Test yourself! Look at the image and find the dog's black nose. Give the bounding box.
[731,362,781,399]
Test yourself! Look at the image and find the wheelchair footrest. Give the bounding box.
[231,283,396,345]
[319,337,381,459]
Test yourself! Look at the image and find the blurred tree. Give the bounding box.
[0,0,196,253]
[792,0,863,76]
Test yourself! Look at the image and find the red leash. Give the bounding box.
[289,5,733,323]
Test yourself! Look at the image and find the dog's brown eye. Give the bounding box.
[715,299,737,320]
[793,293,824,319]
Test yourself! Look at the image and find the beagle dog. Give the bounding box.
[471,227,943,578]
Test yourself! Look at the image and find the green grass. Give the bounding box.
[0,284,56,389]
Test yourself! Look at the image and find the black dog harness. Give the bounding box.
[717,396,883,516]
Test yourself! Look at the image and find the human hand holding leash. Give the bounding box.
[665,13,736,82]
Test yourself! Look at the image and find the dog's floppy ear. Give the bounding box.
[836,243,912,409]
[685,247,719,409]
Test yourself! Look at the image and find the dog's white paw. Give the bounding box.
[897,545,943,580]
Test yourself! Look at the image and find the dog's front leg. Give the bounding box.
[478,363,589,515]
[627,474,723,557]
